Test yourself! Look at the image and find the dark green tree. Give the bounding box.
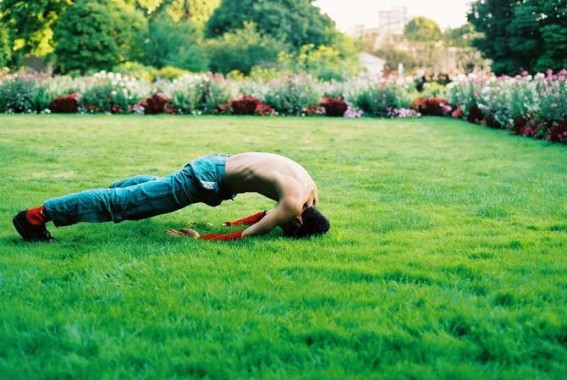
[468,0,566,74]
[533,0,567,71]
[53,0,146,74]
[143,13,208,71]
[205,0,334,49]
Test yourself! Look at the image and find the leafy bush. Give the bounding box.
[49,93,80,113]
[223,96,274,116]
[411,97,452,116]
[136,93,173,115]
[167,73,234,115]
[349,79,414,117]
[320,97,348,117]
[263,75,321,116]
[0,74,51,113]
[548,119,567,143]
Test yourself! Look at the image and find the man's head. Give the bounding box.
[281,207,330,238]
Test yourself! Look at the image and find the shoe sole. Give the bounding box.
[12,212,54,242]
[12,213,29,240]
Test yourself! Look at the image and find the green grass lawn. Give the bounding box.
[0,114,566,379]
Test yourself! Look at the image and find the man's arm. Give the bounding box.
[240,201,299,238]
[224,210,267,226]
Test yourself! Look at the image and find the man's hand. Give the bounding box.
[166,227,200,238]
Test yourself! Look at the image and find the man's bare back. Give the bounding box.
[226,152,318,206]
[225,152,319,237]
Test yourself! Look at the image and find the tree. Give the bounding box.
[206,22,285,74]
[403,16,442,69]
[53,0,146,74]
[143,13,208,71]
[374,44,416,76]
[443,23,486,73]
[532,0,567,71]
[130,0,220,24]
[0,18,12,67]
[205,0,335,49]
[0,0,71,65]
[468,0,566,74]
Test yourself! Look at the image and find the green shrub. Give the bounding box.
[206,22,285,75]
[0,75,52,113]
[263,75,321,115]
[349,79,414,117]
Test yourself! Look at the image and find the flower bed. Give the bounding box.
[1,70,565,143]
[445,70,567,143]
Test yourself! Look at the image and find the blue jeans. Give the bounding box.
[43,155,235,227]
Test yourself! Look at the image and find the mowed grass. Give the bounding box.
[0,114,565,379]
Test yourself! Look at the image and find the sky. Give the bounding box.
[313,0,472,31]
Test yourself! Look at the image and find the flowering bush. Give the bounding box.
[80,72,150,113]
[263,75,321,116]
[447,70,567,142]
[0,69,565,143]
[167,73,234,115]
[536,70,567,123]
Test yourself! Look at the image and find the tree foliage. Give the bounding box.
[404,16,442,42]
[205,0,335,49]
[206,22,285,75]
[403,17,442,69]
[0,0,71,64]
[0,21,12,67]
[143,13,208,71]
[130,0,220,24]
[468,0,567,74]
[53,0,146,74]
[443,24,487,74]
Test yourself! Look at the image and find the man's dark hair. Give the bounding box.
[283,207,330,238]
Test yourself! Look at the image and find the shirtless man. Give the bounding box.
[13,152,330,242]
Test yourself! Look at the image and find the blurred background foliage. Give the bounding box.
[0,0,565,78]
[0,0,359,79]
